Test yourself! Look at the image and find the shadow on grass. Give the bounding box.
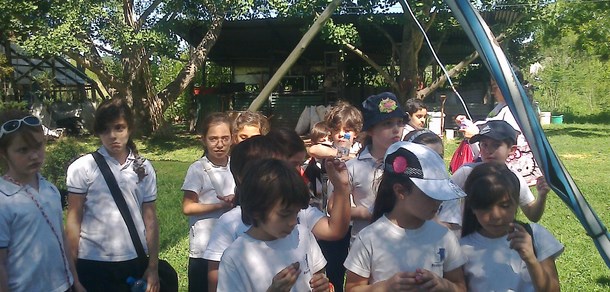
[142,133,200,156]
[543,125,610,139]
[596,276,610,287]
[563,112,610,124]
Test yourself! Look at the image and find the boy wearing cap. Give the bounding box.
[438,120,550,231]
[344,142,467,291]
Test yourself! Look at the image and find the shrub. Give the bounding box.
[42,137,89,207]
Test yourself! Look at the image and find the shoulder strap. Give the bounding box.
[200,158,225,198]
[517,221,537,258]
[91,151,147,260]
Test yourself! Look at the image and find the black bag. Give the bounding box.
[92,152,178,292]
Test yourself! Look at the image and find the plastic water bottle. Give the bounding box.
[126,276,147,292]
[335,133,352,158]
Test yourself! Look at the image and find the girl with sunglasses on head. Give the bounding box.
[0,109,84,292]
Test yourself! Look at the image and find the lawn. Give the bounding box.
[47,123,610,291]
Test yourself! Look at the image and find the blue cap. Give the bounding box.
[362,92,407,131]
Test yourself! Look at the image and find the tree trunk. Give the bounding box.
[398,23,419,104]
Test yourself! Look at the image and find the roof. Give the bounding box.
[176,10,522,68]
[2,43,96,87]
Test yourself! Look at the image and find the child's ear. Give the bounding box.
[392,183,406,199]
[509,145,518,155]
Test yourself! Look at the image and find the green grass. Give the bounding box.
[47,124,610,291]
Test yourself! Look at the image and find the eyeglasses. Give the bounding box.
[0,116,42,139]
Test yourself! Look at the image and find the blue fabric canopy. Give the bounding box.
[445,0,610,269]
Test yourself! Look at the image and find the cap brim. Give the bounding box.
[469,132,509,144]
[411,178,466,201]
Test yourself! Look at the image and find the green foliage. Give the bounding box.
[42,137,91,190]
[532,34,610,119]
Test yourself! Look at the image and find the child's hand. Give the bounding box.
[309,273,330,292]
[383,271,419,291]
[325,159,348,189]
[217,194,235,208]
[267,262,300,292]
[413,268,449,291]
[507,223,537,263]
[535,176,550,198]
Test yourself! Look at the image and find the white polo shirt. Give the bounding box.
[203,205,325,262]
[218,224,326,292]
[344,146,383,242]
[66,147,157,261]
[181,156,236,258]
[0,175,73,292]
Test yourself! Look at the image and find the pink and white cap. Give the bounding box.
[384,142,466,201]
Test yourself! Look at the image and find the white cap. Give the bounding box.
[384,142,466,201]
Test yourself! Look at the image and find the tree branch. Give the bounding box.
[344,43,400,91]
[155,12,225,107]
[137,0,164,30]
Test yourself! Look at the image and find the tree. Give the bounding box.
[320,0,542,103]
[4,0,251,135]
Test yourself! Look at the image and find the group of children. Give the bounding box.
[0,91,563,292]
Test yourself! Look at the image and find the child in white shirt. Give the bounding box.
[460,162,563,292]
[217,159,329,292]
[344,142,467,291]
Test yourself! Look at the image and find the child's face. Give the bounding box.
[479,137,515,163]
[409,109,427,128]
[204,122,232,164]
[255,201,301,240]
[235,125,261,144]
[472,194,518,238]
[369,117,404,151]
[401,186,442,222]
[330,126,355,149]
[286,151,306,173]
[3,131,45,181]
[99,117,130,158]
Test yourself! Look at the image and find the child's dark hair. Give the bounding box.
[0,109,44,155]
[266,127,306,158]
[404,98,427,115]
[93,98,138,155]
[403,130,444,157]
[309,121,330,144]
[461,162,520,237]
[239,159,310,226]
[372,172,417,222]
[325,101,363,134]
[230,135,284,184]
[200,112,232,137]
[231,110,270,135]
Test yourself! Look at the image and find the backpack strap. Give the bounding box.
[200,157,225,198]
[91,151,147,262]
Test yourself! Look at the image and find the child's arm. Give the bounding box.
[311,159,351,240]
[182,191,233,216]
[521,177,550,222]
[142,202,160,292]
[345,270,420,292]
[309,270,330,292]
[65,194,85,271]
[208,260,220,292]
[508,223,560,292]
[0,249,8,291]
[63,233,86,292]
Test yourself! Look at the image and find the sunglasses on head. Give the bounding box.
[0,116,42,139]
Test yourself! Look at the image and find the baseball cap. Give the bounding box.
[384,142,466,201]
[362,92,407,131]
[469,120,520,145]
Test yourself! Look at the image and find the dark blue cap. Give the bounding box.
[362,92,407,131]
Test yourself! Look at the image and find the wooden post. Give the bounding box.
[247,0,342,112]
